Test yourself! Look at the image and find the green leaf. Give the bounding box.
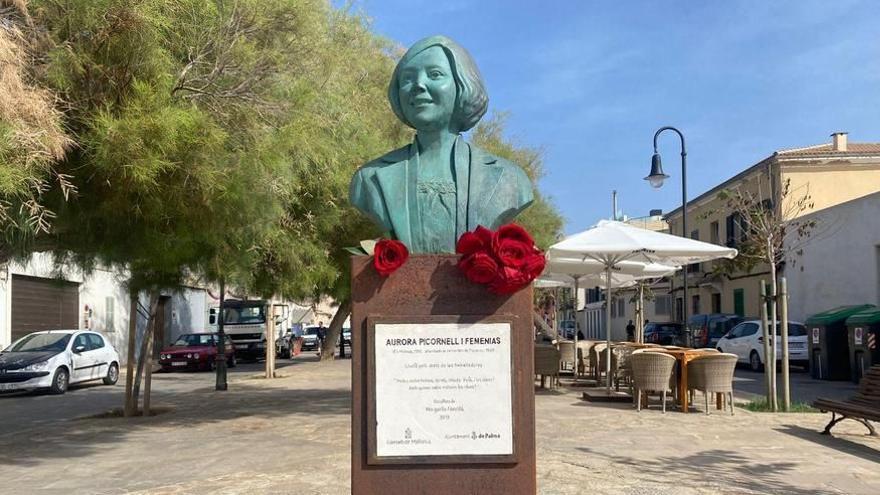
[344,246,368,256]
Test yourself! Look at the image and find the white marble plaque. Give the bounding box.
[373,322,513,458]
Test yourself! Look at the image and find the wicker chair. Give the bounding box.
[631,352,677,413]
[591,343,607,383]
[576,340,597,378]
[612,345,639,392]
[558,341,576,374]
[687,353,737,415]
[534,345,561,389]
[598,344,616,386]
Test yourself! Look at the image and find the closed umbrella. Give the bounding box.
[548,220,737,391]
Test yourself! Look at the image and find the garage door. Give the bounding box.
[11,275,79,342]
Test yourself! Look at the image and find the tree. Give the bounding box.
[0,3,73,262]
[718,176,817,410]
[14,0,410,408]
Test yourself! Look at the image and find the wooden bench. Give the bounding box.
[813,365,880,436]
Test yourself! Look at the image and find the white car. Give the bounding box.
[0,330,120,394]
[715,320,808,372]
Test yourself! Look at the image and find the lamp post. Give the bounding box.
[645,126,689,329]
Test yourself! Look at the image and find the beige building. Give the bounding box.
[664,132,880,321]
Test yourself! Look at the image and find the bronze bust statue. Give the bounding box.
[350,35,534,253]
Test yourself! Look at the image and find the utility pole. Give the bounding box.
[612,190,618,220]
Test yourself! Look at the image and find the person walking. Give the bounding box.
[626,320,636,342]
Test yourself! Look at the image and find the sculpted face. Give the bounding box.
[397,46,457,132]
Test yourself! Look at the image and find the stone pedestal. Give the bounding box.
[351,254,536,495]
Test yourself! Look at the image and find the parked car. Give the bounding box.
[158,333,236,372]
[688,313,745,348]
[342,328,351,346]
[715,320,808,371]
[643,322,686,346]
[0,330,120,395]
[559,320,577,339]
[301,326,321,351]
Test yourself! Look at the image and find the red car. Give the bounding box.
[158,333,237,372]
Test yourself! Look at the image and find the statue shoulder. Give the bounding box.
[470,144,532,189]
[354,145,409,178]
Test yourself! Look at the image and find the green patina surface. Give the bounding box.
[349,35,533,253]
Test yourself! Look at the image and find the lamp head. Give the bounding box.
[644,152,669,189]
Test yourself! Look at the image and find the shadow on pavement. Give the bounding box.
[0,382,350,468]
[774,424,880,463]
[576,446,837,495]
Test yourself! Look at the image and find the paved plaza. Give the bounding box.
[1,356,878,494]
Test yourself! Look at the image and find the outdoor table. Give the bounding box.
[650,348,723,413]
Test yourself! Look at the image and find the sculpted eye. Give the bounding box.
[429,70,444,79]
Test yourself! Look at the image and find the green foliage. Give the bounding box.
[10,0,559,305]
[742,398,818,413]
[471,113,564,249]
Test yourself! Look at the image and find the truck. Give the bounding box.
[208,299,287,361]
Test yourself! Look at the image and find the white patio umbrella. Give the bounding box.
[548,220,737,391]
[541,256,677,384]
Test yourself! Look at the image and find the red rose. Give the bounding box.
[523,252,547,279]
[456,225,494,256]
[488,265,532,295]
[493,224,537,268]
[458,252,500,284]
[373,239,409,276]
[492,224,535,251]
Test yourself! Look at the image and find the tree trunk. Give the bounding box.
[131,292,159,415]
[320,298,351,362]
[759,281,772,404]
[769,248,778,412]
[215,278,228,391]
[780,276,791,412]
[123,290,138,417]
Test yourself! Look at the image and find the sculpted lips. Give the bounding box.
[411,97,433,107]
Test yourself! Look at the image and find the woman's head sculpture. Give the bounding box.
[388,35,488,134]
[350,35,533,254]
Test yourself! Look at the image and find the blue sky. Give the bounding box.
[346,0,880,234]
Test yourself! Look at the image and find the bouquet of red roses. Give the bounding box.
[456,224,546,295]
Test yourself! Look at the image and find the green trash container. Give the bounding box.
[846,308,880,384]
[806,304,875,381]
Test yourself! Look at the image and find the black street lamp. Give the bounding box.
[645,126,689,327]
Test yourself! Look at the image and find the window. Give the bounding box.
[676,298,683,322]
[726,213,744,248]
[654,295,671,315]
[733,289,745,317]
[710,221,720,245]
[617,298,625,318]
[743,322,760,337]
[209,308,217,325]
[610,298,617,318]
[86,333,105,349]
[73,334,89,351]
[692,295,700,316]
[711,293,722,313]
[105,297,115,333]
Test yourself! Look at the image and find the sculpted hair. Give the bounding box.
[388,35,489,133]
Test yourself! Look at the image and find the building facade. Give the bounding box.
[664,133,880,322]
